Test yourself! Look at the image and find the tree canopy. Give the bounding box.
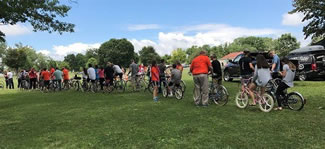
[98,38,135,68]
[274,33,300,56]
[138,46,160,66]
[0,0,75,42]
[291,0,325,39]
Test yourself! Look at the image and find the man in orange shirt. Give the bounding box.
[190,51,212,107]
[41,68,51,90]
[62,67,70,89]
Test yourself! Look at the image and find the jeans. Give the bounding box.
[275,81,289,107]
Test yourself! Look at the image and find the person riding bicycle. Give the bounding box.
[274,57,296,111]
[176,61,183,78]
[167,64,181,96]
[248,55,271,106]
[98,66,105,90]
[87,64,96,84]
[128,60,139,91]
[210,54,223,85]
[112,64,123,81]
[105,62,114,86]
[239,51,255,91]
[151,60,160,102]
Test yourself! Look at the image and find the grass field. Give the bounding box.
[0,70,324,148]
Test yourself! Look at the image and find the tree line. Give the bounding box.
[0,33,301,73]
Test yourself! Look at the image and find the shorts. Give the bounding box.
[105,78,113,86]
[152,81,159,87]
[44,80,50,86]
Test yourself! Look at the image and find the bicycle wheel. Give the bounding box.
[148,82,153,93]
[162,84,168,98]
[258,93,274,112]
[287,92,305,111]
[215,85,229,106]
[175,87,183,100]
[115,80,125,92]
[180,80,186,93]
[235,92,249,109]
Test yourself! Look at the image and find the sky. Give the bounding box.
[0,0,310,60]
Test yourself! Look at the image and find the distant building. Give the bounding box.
[219,52,242,67]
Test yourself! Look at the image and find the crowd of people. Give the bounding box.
[2,50,296,110]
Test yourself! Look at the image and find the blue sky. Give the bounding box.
[1,0,309,60]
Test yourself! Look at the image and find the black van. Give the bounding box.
[287,45,325,81]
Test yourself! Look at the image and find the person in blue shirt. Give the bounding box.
[269,50,281,78]
[95,65,99,81]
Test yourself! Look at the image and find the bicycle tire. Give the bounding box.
[287,92,305,111]
[235,92,249,109]
[215,85,229,106]
[162,84,168,98]
[180,80,186,93]
[175,87,183,100]
[258,93,274,112]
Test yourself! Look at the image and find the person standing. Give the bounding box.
[7,70,14,89]
[128,60,138,91]
[151,60,160,102]
[239,51,255,91]
[4,71,8,89]
[104,62,114,86]
[41,68,51,90]
[190,51,212,107]
[53,67,63,90]
[87,64,96,83]
[158,59,166,93]
[29,68,37,89]
[112,64,123,81]
[269,50,281,78]
[211,54,223,85]
[62,67,70,88]
[98,67,105,90]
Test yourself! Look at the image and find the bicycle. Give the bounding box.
[125,74,147,92]
[162,76,184,100]
[208,75,229,106]
[72,77,83,92]
[103,77,125,93]
[49,80,61,92]
[235,78,274,112]
[20,79,30,90]
[266,78,305,111]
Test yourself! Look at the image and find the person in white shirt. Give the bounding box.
[112,64,123,80]
[7,70,14,89]
[87,64,96,82]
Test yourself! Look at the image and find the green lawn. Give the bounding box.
[0,71,324,148]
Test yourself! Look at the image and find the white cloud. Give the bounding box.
[282,12,305,26]
[37,50,51,56]
[128,24,161,31]
[0,24,31,36]
[130,24,284,55]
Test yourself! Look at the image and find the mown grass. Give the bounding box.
[0,70,324,148]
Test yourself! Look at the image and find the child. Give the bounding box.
[168,64,181,96]
[151,60,160,102]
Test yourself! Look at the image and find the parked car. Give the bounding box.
[287,45,325,81]
[223,52,273,81]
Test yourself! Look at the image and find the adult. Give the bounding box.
[176,61,184,78]
[128,60,138,91]
[211,54,223,85]
[112,64,123,80]
[95,65,99,81]
[50,67,55,80]
[41,68,51,90]
[239,51,255,91]
[62,67,70,86]
[4,71,8,89]
[104,62,114,86]
[269,50,281,78]
[274,57,296,111]
[53,67,63,90]
[7,70,14,89]
[17,70,22,88]
[98,67,105,90]
[158,59,166,93]
[248,55,271,105]
[151,60,160,102]
[29,68,37,89]
[87,64,96,83]
[190,51,212,107]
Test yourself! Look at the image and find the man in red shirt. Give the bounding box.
[29,68,37,89]
[151,60,160,102]
[190,51,212,107]
[41,68,51,90]
[62,67,70,89]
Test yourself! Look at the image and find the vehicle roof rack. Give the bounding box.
[290,45,325,53]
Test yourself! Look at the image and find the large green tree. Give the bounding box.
[274,33,300,56]
[0,0,75,42]
[85,48,99,60]
[138,46,160,66]
[3,47,27,72]
[291,0,325,39]
[98,38,135,68]
[170,48,187,64]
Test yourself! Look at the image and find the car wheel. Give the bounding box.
[298,73,307,81]
[223,71,233,82]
